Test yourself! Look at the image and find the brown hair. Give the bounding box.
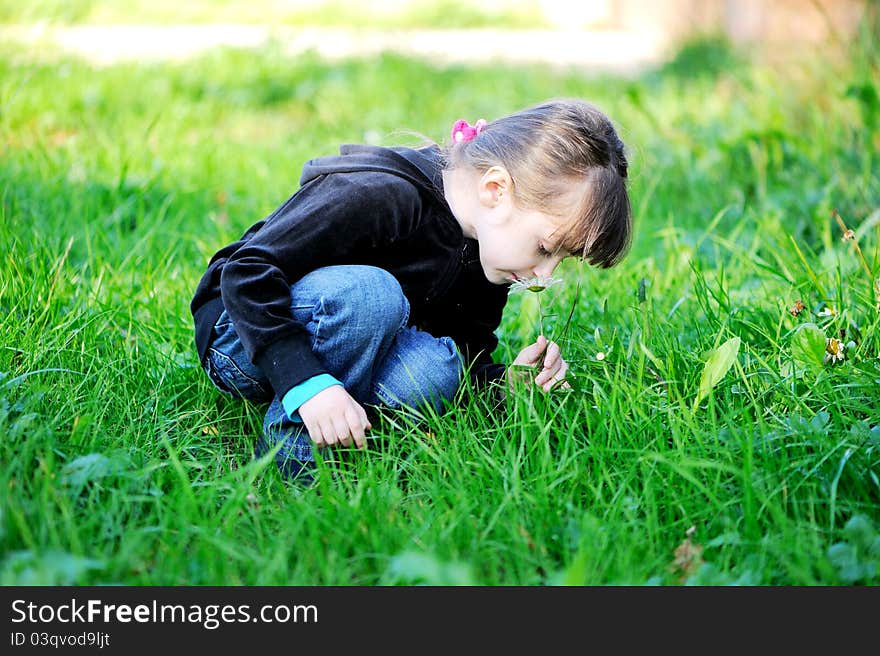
[442,99,632,268]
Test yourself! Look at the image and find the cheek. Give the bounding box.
[480,239,505,263]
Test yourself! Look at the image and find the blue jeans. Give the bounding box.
[202,266,464,481]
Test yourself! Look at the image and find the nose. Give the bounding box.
[533,258,560,278]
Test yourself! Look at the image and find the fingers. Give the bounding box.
[306,403,371,450]
[359,406,372,448]
[534,342,569,392]
[306,419,326,449]
[541,341,561,370]
[512,335,549,367]
[345,404,371,450]
[533,342,561,382]
[530,335,549,364]
[551,361,570,391]
[297,387,374,450]
[509,337,574,392]
[331,415,353,448]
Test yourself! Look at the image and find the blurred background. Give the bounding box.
[0,0,868,73]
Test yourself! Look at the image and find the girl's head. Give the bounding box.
[441,98,632,284]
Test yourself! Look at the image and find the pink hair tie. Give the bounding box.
[451,118,487,143]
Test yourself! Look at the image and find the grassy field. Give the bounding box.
[1,15,879,585]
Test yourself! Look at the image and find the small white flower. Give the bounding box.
[817,307,838,318]
[823,337,845,364]
[595,351,605,361]
[508,275,563,295]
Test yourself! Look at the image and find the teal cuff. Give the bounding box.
[281,374,343,423]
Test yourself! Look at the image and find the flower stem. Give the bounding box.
[537,294,546,368]
[833,209,873,280]
[833,209,878,310]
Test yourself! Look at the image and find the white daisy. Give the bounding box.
[508,275,563,295]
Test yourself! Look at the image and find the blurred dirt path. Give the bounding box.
[1,24,668,75]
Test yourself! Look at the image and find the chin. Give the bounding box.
[486,270,512,286]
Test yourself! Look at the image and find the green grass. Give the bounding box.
[1,20,879,585]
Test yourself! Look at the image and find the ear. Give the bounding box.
[477,166,513,210]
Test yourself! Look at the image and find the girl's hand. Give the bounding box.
[510,335,571,392]
[297,385,371,449]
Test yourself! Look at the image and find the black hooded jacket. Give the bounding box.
[190,144,509,401]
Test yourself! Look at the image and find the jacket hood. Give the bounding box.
[299,144,447,205]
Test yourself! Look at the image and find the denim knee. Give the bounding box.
[310,266,410,342]
[420,336,465,410]
[372,328,464,416]
[204,311,273,403]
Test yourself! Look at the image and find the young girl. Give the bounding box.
[190,98,632,482]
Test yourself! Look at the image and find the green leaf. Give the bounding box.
[60,452,129,490]
[694,336,741,408]
[843,515,878,550]
[1,550,105,585]
[791,323,826,371]
[384,551,475,586]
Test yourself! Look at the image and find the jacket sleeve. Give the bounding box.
[422,271,509,389]
[455,286,508,388]
[219,172,421,399]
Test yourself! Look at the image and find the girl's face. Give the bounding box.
[475,207,573,286]
[442,163,582,285]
